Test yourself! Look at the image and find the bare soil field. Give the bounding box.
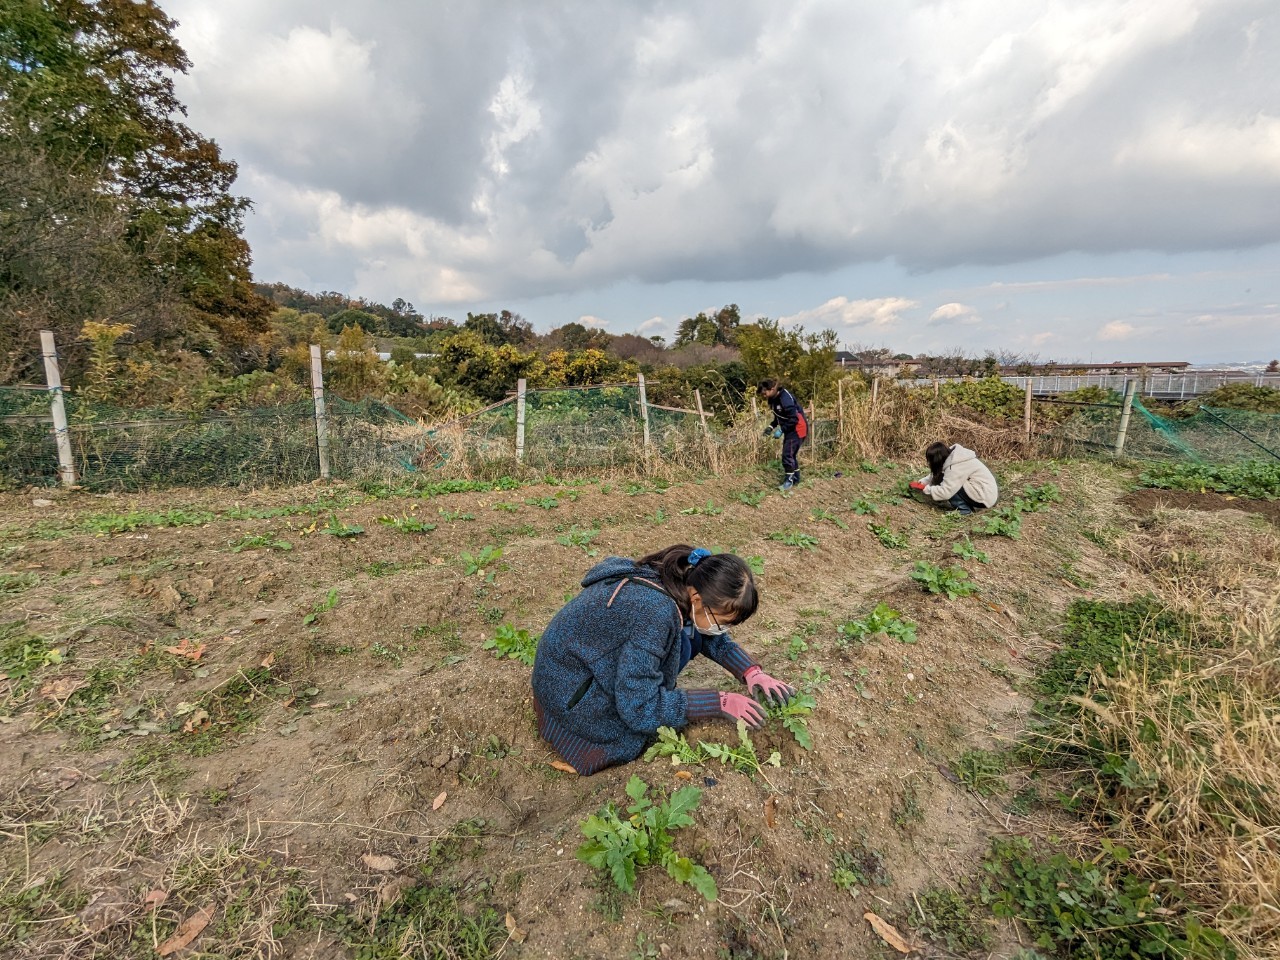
[0,458,1269,959]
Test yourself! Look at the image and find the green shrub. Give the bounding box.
[939,377,1025,419]
[1199,383,1280,413]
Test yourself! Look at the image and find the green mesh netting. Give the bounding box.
[1134,401,1280,464]
[1042,394,1280,465]
[0,391,423,491]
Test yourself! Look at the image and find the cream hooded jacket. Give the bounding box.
[920,445,999,507]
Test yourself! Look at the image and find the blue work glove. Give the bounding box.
[772,427,783,439]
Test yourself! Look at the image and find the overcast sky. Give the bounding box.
[165,0,1280,363]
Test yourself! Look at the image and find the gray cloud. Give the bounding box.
[166,0,1280,310]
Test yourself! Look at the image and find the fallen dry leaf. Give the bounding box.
[764,795,778,829]
[361,853,400,872]
[163,639,205,661]
[505,912,528,943]
[674,770,693,781]
[549,760,577,774]
[40,676,88,703]
[180,708,210,734]
[142,889,168,911]
[157,904,214,956]
[432,791,447,811]
[864,912,915,954]
[259,652,276,669]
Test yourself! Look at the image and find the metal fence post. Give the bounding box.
[309,345,331,480]
[39,330,78,487]
[515,378,527,462]
[1114,379,1137,457]
[637,373,650,455]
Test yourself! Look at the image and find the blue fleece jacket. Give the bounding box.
[530,556,756,774]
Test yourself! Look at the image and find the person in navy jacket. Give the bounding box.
[759,379,808,491]
[530,545,795,775]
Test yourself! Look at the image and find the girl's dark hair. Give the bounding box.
[925,441,953,486]
[638,545,758,625]
[757,378,779,395]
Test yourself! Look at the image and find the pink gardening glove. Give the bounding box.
[744,666,796,707]
[719,691,766,728]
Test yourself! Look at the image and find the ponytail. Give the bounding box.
[638,544,759,624]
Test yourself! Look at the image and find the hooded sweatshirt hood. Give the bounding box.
[580,556,650,589]
[945,445,978,468]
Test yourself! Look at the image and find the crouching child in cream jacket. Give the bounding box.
[909,442,999,515]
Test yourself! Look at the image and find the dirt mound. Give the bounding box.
[1123,487,1280,526]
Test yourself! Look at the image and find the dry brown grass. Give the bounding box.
[1068,511,1280,958]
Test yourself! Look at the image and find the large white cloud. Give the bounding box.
[163,0,1280,313]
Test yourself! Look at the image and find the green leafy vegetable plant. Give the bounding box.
[556,525,600,552]
[766,691,817,750]
[230,533,293,552]
[460,545,503,579]
[483,623,537,666]
[837,603,918,646]
[868,522,908,549]
[911,562,977,599]
[376,515,437,533]
[319,515,364,538]
[576,775,718,901]
[768,531,818,551]
[810,508,849,530]
[952,538,989,563]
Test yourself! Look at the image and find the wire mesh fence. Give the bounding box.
[4,367,1278,493]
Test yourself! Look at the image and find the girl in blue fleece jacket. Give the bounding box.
[531,545,794,775]
[759,378,808,491]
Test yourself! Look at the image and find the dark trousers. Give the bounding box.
[782,432,806,483]
[947,488,986,515]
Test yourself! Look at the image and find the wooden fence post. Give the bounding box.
[1114,379,1137,457]
[837,379,845,440]
[637,373,650,455]
[933,378,940,399]
[39,330,78,488]
[871,377,879,403]
[309,345,331,480]
[1023,380,1033,443]
[515,378,527,462]
[694,388,714,468]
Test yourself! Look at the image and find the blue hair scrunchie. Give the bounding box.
[688,547,712,566]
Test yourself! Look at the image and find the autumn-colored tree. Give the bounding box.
[0,0,270,382]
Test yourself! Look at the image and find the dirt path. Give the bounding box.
[1,461,1139,959]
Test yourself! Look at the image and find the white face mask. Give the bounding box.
[693,602,730,636]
